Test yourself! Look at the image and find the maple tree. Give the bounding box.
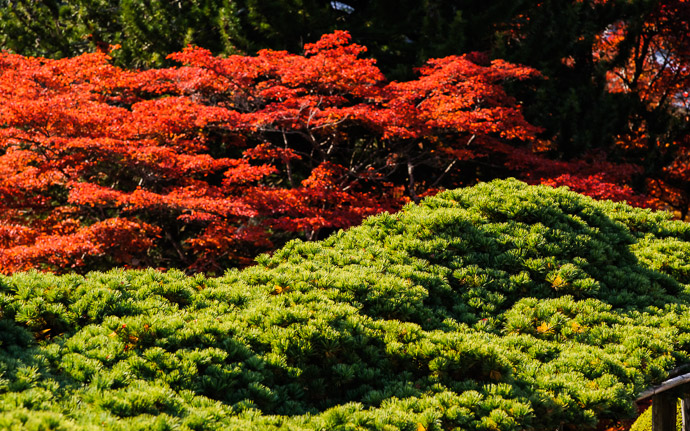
[3,1,689,219]
[0,31,540,274]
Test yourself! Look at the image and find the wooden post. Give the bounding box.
[638,373,690,430]
[653,393,677,431]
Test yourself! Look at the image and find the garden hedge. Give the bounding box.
[1,178,690,430]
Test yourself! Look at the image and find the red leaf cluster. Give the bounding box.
[0,31,541,274]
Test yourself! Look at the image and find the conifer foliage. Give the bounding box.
[0,31,540,274]
[1,179,690,430]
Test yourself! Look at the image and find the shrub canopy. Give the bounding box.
[1,179,689,430]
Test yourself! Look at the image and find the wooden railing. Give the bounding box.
[637,371,690,430]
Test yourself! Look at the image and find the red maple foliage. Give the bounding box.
[506,147,657,208]
[0,31,541,274]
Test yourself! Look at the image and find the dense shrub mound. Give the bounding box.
[1,179,690,430]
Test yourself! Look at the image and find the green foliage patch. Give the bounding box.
[1,179,689,430]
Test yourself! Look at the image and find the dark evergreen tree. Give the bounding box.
[0,0,244,67]
[0,0,84,58]
[118,0,243,67]
[492,0,661,156]
[0,0,529,75]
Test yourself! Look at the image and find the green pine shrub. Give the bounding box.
[0,178,689,430]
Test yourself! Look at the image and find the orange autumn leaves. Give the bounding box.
[0,31,541,274]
